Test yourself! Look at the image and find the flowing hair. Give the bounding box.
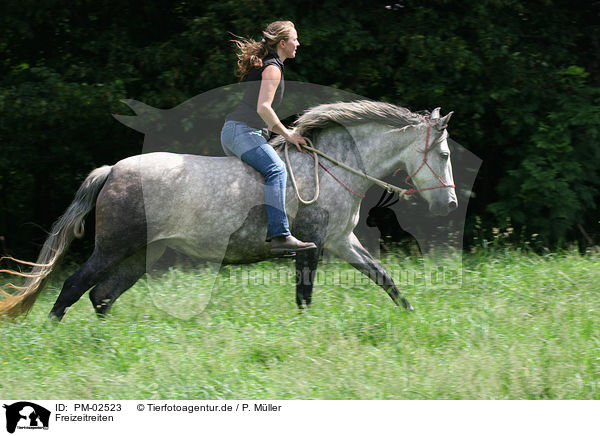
[231,21,296,81]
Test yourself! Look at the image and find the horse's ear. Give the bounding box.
[431,107,441,119]
[439,111,453,129]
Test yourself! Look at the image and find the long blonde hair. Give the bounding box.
[231,21,296,81]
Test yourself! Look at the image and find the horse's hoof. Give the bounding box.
[401,298,414,311]
[47,312,63,323]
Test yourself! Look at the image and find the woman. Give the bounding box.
[221,21,316,254]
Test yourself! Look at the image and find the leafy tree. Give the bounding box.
[0,0,598,258]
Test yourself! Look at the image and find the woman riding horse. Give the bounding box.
[220,20,317,254]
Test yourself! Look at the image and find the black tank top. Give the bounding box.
[225,52,285,132]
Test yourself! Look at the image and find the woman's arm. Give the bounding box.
[257,65,306,149]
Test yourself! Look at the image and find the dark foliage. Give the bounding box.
[1,0,598,258]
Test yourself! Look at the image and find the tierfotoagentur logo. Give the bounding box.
[3,402,50,433]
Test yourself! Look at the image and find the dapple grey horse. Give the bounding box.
[0,100,456,320]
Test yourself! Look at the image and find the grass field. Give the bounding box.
[1,249,598,399]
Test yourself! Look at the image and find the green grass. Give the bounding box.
[1,249,598,399]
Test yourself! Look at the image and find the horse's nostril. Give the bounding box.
[448,201,458,211]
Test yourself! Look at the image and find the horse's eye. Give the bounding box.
[440,152,450,159]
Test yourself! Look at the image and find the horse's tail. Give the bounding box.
[0,165,113,318]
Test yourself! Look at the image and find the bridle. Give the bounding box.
[392,123,455,196]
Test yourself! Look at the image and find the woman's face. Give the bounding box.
[279,28,300,59]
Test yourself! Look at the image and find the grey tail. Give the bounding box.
[0,165,113,318]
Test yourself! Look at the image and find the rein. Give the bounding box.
[283,123,454,205]
[284,138,411,205]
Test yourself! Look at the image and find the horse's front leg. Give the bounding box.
[327,233,414,310]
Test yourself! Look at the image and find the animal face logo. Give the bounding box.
[3,402,50,434]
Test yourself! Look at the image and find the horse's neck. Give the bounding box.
[314,126,367,170]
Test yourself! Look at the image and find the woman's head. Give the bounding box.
[262,21,297,56]
[232,21,298,81]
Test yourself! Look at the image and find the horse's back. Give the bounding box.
[98,152,273,260]
[113,152,263,189]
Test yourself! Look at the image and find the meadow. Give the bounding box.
[1,248,598,400]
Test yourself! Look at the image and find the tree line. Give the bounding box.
[1,0,598,258]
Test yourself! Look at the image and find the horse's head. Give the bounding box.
[403,108,457,216]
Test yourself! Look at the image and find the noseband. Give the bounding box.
[393,124,455,196]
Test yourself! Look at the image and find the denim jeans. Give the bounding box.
[221,120,291,241]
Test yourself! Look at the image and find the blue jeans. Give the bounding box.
[221,120,291,241]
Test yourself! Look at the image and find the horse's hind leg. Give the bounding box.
[89,243,165,317]
[49,249,121,321]
[327,233,414,310]
[49,162,148,321]
[89,250,146,317]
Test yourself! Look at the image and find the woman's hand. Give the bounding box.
[285,130,307,152]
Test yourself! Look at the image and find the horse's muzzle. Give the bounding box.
[429,200,458,216]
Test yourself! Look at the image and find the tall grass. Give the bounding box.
[1,249,598,399]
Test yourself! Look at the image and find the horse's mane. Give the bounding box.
[270,100,430,147]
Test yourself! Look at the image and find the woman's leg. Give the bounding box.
[221,121,291,240]
[239,144,291,240]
